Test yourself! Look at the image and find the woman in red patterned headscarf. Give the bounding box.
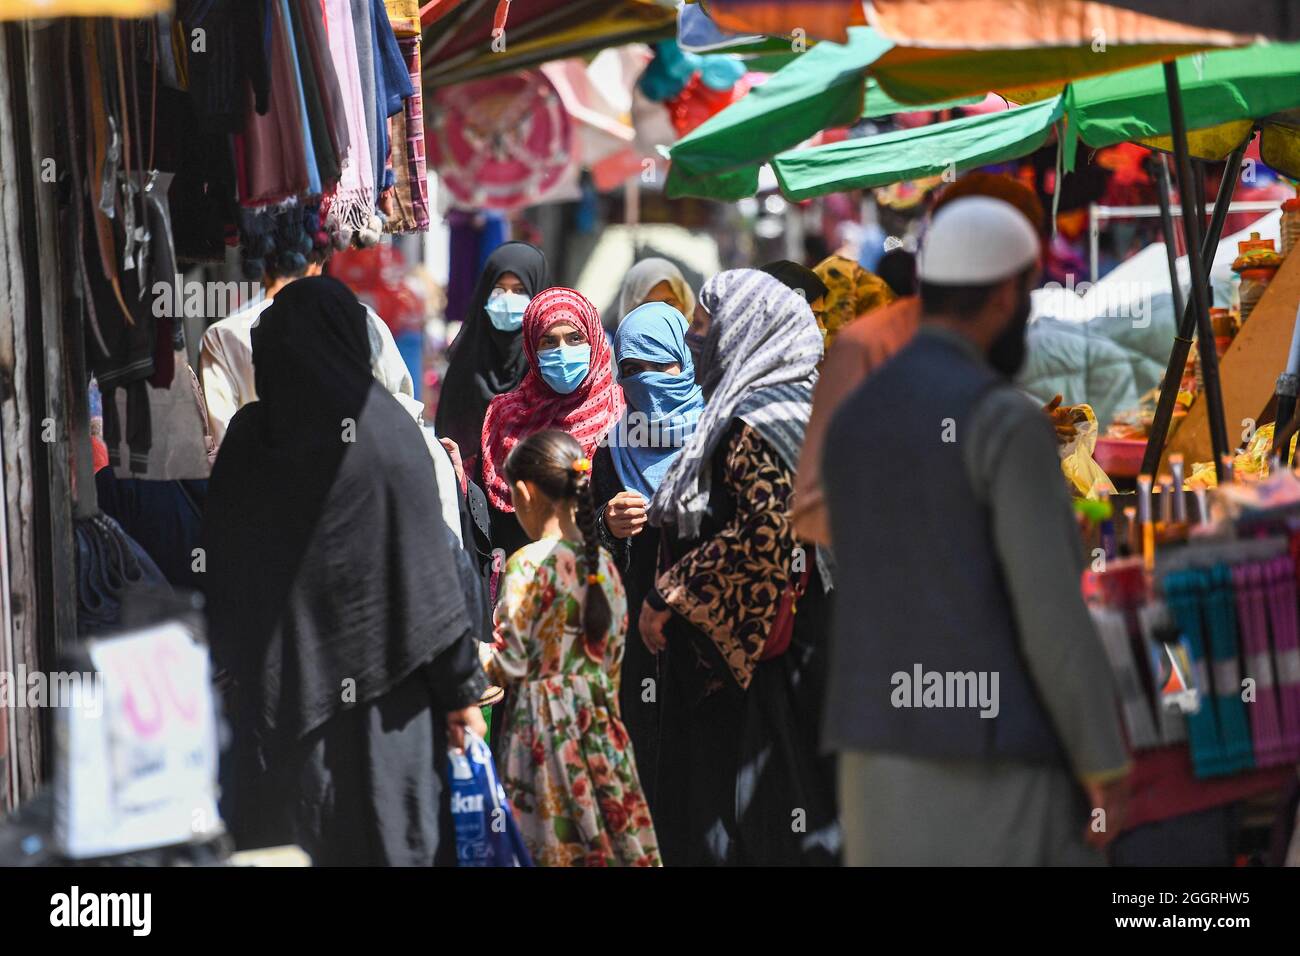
[480,287,624,557]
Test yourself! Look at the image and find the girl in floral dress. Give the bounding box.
[484,429,661,866]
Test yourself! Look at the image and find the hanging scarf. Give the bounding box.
[351,0,377,194]
[323,0,373,232]
[480,287,624,512]
[648,269,822,539]
[286,0,346,191]
[608,302,704,499]
[368,0,412,198]
[812,254,896,346]
[279,0,321,195]
[383,34,427,232]
[237,0,309,206]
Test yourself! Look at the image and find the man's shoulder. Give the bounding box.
[202,299,267,351]
[967,384,1055,467]
[974,384,1045,428]
[834,295,919,351]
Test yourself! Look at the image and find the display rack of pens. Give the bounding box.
[1084,463,1300,780]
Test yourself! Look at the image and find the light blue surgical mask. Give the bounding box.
[536,343,591,394]
[485,290,530,332]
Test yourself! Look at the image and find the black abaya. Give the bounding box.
[203,277,487,865]
[591,445,664,810]
[647,423,839,866]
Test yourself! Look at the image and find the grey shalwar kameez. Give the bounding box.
[829,326,1128,866]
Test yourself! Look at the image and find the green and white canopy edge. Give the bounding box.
[664,25,1240,202]
[771,43,1300,200]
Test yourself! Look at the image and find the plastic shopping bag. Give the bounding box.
[1059,403,1116,499]
[447,730,532,867]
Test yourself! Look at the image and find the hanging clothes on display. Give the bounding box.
[74,514,172,637]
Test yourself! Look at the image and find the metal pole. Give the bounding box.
[1154,155,1185,322]
[1088,204,1100,284]
[1191,158,1209,245]
[1139,75,1248,480]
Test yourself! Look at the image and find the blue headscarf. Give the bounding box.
[608,302,706,498]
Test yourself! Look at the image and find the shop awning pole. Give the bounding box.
[1140,63,1237,480]
[1154,154,1185,321]
[1139,135,1247,476]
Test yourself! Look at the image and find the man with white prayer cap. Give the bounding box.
[821,196,1129,866]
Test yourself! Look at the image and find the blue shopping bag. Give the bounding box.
[448,730,532,867]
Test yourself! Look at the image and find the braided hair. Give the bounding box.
[504,430,612,645]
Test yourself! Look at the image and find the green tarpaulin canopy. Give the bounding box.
[774,97,1063,199]
[665,28,893,201]
[770,43,1300,201]
[1062,44,1300,176]
[665,25,1235,200]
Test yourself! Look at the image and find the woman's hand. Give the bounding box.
[446,706,487,750]
[605,490,649,538]
[639,602,671,655]
[439,437,467,494]
[1042,394,1081,445]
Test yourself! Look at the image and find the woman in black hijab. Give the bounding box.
[435,241,548,475]
[202,276,487,866]
[760,259,829,309]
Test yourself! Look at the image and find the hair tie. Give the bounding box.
[572,457,592,473]
[587,572,605,585]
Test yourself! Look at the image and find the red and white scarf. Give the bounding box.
[480,287,624,511]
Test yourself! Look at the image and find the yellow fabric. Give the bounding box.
[1000,83,1066,106]
[1137,120,1256,164]
[1059,404,1115,499]
[384,0,421,38]
[0,0,169,17]
[1261,124,1300,181]
[1125,122,1300,181]
[425,3,676,87]
[812,255,896,346]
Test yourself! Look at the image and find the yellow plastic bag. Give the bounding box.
[1060,404,1116,499]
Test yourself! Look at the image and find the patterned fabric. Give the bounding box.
[383,0,421,37]
[322,0,374,232]
[481,288,624,511]
[812,254,896,346]
[382,36,427,233]
[486,538,661,867]
[656,424,798,691]
[648,268,821,539]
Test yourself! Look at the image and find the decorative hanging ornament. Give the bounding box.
[427,69,574,210]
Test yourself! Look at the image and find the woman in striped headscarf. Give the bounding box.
[480,287,624,559]
[638,269,840,866]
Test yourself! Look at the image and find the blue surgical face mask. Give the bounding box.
[536,343,591,394]
[485,289,530,332]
